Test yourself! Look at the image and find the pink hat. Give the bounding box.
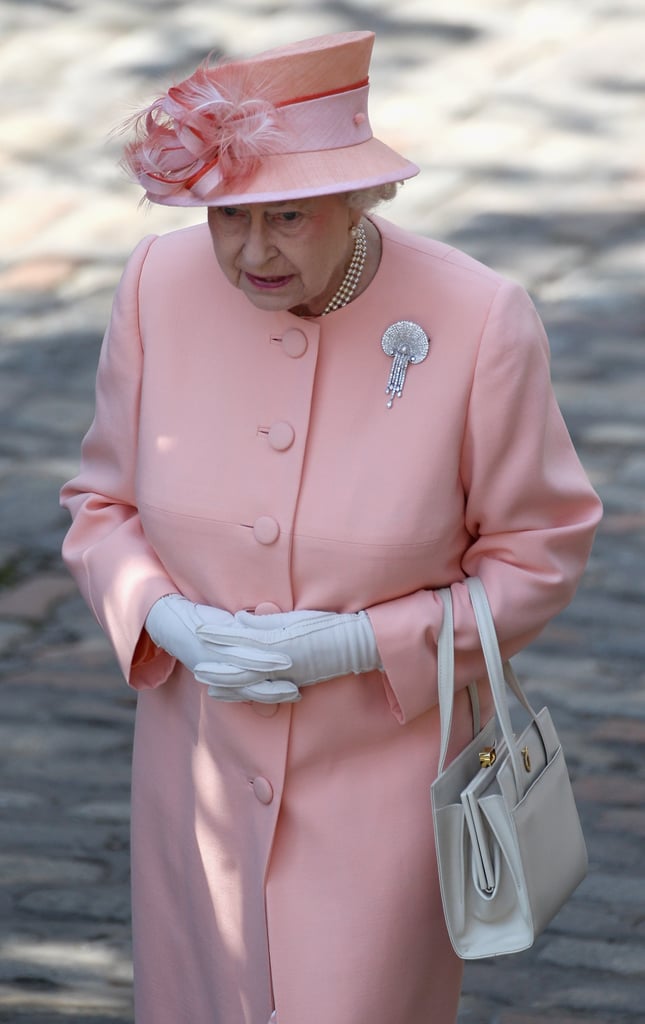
[122,31,419,206]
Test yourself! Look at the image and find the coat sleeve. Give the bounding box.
[367,278,602,724]
[60,234,178,689]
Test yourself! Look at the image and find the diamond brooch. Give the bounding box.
[381,320,429,407]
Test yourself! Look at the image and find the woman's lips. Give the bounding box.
[245,272,294,290]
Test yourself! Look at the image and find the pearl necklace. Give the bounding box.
[320,222,368,316]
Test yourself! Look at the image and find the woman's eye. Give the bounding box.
[220,207,240,218]
[278,211,301,224]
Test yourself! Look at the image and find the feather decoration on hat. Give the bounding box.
[122,61,285,199]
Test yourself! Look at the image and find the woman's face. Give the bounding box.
[207,195,360,316]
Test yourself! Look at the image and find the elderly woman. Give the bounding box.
[60,30,601,1024]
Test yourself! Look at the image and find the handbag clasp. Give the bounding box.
[479,746,497,768]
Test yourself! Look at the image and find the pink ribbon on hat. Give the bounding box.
[188,82,372,199]
[124,72,373,201]
[277,82,371,149]
[187,81,373,199]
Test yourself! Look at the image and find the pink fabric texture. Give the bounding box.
[60,215,601,1024]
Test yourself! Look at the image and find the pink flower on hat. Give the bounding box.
[122,61,285,199]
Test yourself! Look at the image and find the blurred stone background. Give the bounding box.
[1,1,644,1021]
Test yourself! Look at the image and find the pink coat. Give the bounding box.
[61,216,601,1024]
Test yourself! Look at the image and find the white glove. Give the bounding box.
[196,609,382,689]
[145,595,300,703]
[197,677,300,704]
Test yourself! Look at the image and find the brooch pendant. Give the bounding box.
[381,320,430,408]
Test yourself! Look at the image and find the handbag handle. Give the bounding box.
[436,587,480,774]
[465,577,553,798]
[436,579,548,796]
[436,587,455,774]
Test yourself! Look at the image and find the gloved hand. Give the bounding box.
[196,608,382,689]
[196,676,300,704]
[145,595,300,703]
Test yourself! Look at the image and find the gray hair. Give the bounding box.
[343,183,400,211]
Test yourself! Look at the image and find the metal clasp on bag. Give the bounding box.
[521,746,532,772]
[479,745,497,768]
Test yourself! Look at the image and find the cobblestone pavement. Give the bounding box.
[1,1,644,1021]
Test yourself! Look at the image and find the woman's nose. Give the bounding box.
[242,224,275,267]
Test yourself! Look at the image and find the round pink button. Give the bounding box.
[267,421,295,451]
[254,602,282,615]
[252,702,279,718]
[281,329,308,358]
[252,516,280,545]
[252,777,274,804]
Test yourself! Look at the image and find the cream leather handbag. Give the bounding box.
[431,577,588,959]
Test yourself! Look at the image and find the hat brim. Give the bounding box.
[145,137,419,207]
